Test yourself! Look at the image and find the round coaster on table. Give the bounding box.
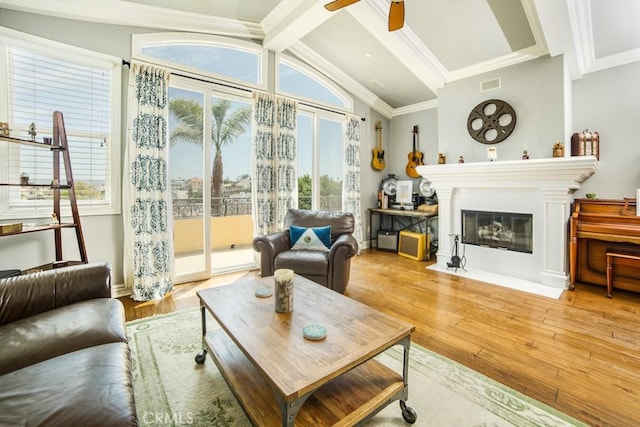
[255,287,273,298]
[303,324,327,341]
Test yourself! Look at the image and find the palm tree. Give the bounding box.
[169,98,251,215]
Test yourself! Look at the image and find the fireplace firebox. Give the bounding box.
[462,210,533,254]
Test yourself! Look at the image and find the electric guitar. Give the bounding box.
[372,120,385,171]
[405,125,424,178]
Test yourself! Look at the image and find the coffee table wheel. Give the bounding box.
[195,349,208,364]
[400,400,417,424]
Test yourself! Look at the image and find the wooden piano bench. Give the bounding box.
[605,248,640,298]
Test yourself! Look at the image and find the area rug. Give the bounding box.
[127,308,586,426]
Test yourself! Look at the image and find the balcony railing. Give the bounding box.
[173,197,252,219]
[173,195,343,219]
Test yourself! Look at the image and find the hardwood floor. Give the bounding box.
[120,249,640,426]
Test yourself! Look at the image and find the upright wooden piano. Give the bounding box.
[570,198,640,293]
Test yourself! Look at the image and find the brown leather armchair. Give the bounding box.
[253,209,359,294]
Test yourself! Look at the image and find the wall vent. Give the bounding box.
[480,78,501,92]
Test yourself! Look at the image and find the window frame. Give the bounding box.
[297,104,344,211]
[132,33,268,92]
[0,27,122,220]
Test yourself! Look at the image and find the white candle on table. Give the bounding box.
[274,269,294,313]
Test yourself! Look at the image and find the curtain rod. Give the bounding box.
[298,101,365,121]
[122,59,364,121]
[122,58,251,94]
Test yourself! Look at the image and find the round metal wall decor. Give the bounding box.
[467,99,516,144]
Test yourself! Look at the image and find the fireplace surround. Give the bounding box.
[416,157,598,291]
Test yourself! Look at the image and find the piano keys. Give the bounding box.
[569,198,640,294]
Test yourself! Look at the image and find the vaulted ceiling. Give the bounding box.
[2,0,638,118]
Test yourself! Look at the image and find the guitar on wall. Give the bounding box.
[405,125,424,178]
[372,120,385,171]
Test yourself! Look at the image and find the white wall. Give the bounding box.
[437,55,566,163]
[358,108,391,243]
[572,61,640,199]
[384,107,438,201]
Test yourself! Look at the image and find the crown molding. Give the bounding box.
[447,43,549,82]
[392,100,438,117]
[0,0,264,39]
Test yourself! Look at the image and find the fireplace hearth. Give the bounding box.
[462,210,532,253]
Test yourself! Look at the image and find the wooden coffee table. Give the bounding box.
[195,274,417,426]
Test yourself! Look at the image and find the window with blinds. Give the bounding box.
[0,31,121,219]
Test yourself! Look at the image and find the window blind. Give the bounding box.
[4,46,112,212]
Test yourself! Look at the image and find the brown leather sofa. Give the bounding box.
[0,263,137,426]
[253,209,359,294]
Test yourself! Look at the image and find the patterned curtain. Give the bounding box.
[123,63,174,301]
[252,91,298,236]
[343,115,363,253]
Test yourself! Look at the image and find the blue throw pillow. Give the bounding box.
[289,225,331,251]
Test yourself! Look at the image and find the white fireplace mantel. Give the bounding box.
[416,156,599,291]
[416,156,599,190]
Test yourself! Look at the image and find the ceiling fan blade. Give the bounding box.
[388,0,405,31]
[324,0,361,12]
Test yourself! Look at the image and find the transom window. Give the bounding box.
[132,33,266,90]
[277,55,352,112]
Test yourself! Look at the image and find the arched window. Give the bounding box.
[277,54,352,112]
[132,34,267,90]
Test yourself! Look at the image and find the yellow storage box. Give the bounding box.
[398,230,427,261]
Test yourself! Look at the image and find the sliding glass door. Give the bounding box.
[208,94,255,275]
[169,84,209,282]
[169,78,255,283]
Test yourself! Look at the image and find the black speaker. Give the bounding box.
[377,230,398,252]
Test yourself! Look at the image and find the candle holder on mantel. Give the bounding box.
[274,269,294,313]
[486,147,497,162]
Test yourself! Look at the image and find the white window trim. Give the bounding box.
[0,27,122,220]
[132,33,268,92]
[276,53,353,114]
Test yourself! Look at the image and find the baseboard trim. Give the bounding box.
[112,283,131,298]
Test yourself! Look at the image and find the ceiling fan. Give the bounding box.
[324,0,405,31]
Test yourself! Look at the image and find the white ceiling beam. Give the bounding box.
[346,1,447,93]
[262,0,333,52]
[533,0,581,80]
[563,0,639,76]
[566,0,593,76]
[0,0,264,39]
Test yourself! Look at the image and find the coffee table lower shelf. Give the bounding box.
[204,329,407,426]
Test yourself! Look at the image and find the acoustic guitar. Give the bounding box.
[371,120,385,171]
[405,125,424,178]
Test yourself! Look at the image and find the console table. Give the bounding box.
[368,208,438,260]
